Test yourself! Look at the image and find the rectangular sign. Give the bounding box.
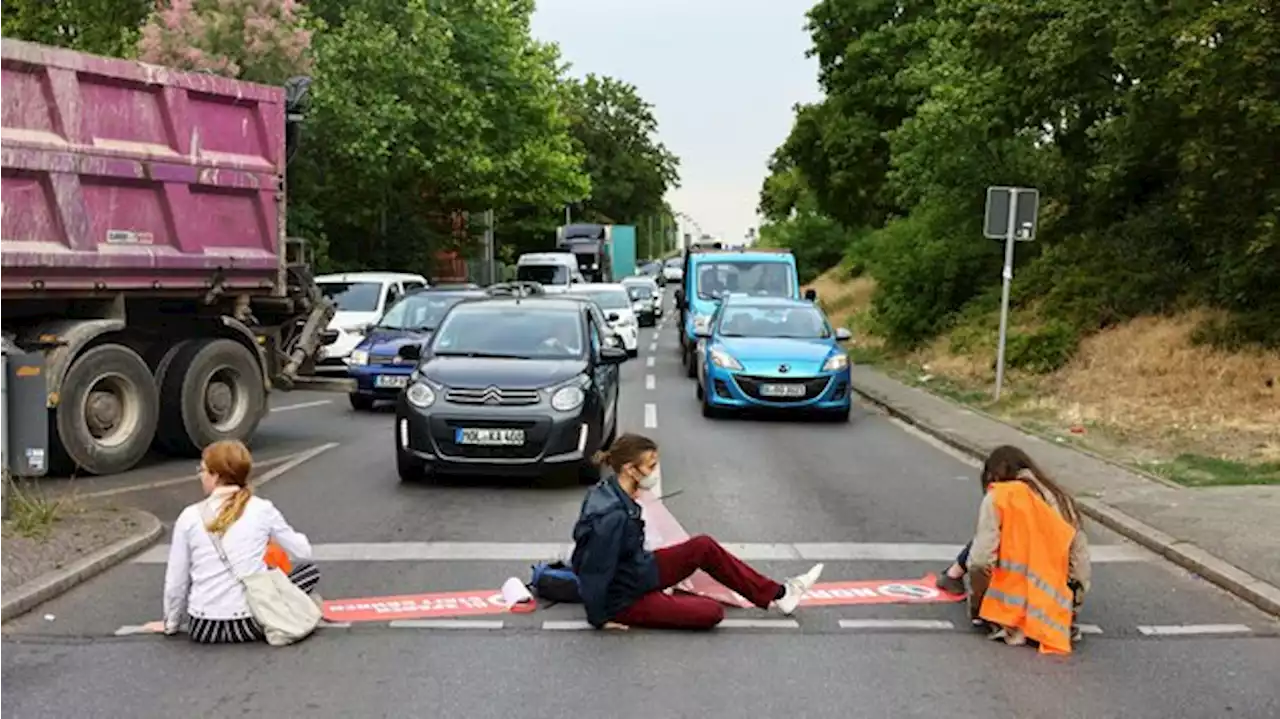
[323,589,510,623]
[800,574,964,607]
[984,186,1040,241]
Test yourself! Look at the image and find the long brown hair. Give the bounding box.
[204,440,254,535]
[592,433,658,474]
[981,445,1080,526]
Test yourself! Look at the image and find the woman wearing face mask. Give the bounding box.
[571,433,824,630]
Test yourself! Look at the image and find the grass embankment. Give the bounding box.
[808,268,1280,487]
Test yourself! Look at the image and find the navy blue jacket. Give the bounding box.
[570,474,660,627]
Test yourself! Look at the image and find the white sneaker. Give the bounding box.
[772,563,824,615]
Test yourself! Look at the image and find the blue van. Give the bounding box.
[673,248,809,378]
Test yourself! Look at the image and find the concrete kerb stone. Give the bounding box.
[1,509,163,623]
[850,381,1280,619]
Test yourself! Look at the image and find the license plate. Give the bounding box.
[759,383,806,398]
[375,375,410,389]
[455,428,525,446]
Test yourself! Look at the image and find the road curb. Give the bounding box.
[851,381,1280,619]
[1,509,163,624]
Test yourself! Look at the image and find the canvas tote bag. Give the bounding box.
[205,508,321,646]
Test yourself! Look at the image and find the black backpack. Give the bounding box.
[530,561,582,604]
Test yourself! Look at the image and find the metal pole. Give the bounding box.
[484,209,496,286]
[2,352,9,520]
[565,205,571,225]
[993,190,1020,401]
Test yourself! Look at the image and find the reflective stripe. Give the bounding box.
[996,559,1073,611]
[984,587,1072,637]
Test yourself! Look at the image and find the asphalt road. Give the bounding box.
[4,298,1279,718]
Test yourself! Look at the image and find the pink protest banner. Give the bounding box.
[636,490,754,608]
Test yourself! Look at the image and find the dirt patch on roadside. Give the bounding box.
[2,505,144,593]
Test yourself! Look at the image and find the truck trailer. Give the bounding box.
[1,40,347,477]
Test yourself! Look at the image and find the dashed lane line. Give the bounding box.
[645,374,656,390]
[1137,624,1253,636]
[838,619,955,631]
[388,619,505,630]
[270,399,334,413]
[645,357,655,368]
[644,403,658,428]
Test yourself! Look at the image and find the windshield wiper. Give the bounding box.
[433,351,532,360]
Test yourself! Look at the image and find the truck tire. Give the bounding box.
[51,344,159,476]
[156,339,267,456]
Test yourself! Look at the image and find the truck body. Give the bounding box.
[607,225,636,280]
[1,39,344,477]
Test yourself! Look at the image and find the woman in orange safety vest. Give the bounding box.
[965,445,1090,654]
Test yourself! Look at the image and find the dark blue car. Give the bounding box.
[346,287,487,410]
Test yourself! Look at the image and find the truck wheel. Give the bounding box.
[52,344,159,475]
[156,339,267,456]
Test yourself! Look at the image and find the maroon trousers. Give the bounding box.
[613,535,783,630]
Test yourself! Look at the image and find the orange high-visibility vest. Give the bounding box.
[264,540,292,574]
[979,481,1077,654]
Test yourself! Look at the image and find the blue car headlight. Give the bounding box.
[822,353,850,371]
[709,346,742,370]
[349,349,369,366]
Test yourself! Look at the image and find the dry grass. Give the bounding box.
[806,269,882,352]
[813,267,1280,466]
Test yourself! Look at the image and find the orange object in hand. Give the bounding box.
[264,540,292,573]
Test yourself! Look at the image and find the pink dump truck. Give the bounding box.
[1,39,349,476]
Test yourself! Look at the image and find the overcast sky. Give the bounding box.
[531,0,822,244]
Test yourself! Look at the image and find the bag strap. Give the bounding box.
[202,500,246,587]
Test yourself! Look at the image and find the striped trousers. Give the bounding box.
[188,562,321,644]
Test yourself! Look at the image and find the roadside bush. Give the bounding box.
[1004,320,1080,374]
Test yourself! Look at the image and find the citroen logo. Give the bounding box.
[482,386,503,404]
[778,364,790,374]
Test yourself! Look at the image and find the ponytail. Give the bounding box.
[200,440,255,535]
[594,433,658,474]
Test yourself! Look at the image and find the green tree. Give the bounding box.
[1,0,152,57]
[561,74,680,225]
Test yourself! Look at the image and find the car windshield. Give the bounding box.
[665,257,682,268]
[696,261,794,300]
[627,285,654,300]
[718,305,830,339]
[376,293,472,331]
[516,264,569,285]
[431,306,584,359]
[571,289,630,310]
[319,281,382,311]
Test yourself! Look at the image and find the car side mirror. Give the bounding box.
[835,327,852,342]
[694,327,712,338]
[599,345,628,364]
[319,329,340,346]
[398,344,423,361]
[606,311,620,322]
[804,289,817,302]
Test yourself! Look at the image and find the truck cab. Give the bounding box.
[558,223,612,282]
[515,252,583,293]
[674,248,802,378]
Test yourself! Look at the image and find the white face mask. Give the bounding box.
[635,466,659,490]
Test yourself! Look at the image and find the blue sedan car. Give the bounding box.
[694,296,853,421]
[346,287,486,410]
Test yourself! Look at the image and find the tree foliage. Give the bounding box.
[763,0,1280,350]
[2,0,678,278]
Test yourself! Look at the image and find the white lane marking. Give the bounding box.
[645,375,655,390]
[270,399,333,413]
[133,541,1150,563]
[645,357,655,368]
[839,619,955,631]
[114,625,158,636]
[76,445,334,500]
[543,620,593,631]
[389,620,505,630]
[644,403,657,428]
[649,343,657,352]
[252,442,339,490]
[1137,624,1252,636]
[719,619,799,629]
[1077,623,1103,635]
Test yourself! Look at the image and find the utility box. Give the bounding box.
[3,347,50,478]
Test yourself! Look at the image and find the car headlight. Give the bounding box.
[710,346,742,370]
[822,353,850,371]
[406,382,436,408]
[349,349,369,366]
[550,385,585,412]
[693,314,712,333]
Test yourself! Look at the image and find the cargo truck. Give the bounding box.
[555,223,636,282]
[1,40,349,477]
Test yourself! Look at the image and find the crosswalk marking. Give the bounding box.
[131,542,1151,564]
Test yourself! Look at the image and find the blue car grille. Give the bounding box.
[369,353,402,365]
[733,375,830,403]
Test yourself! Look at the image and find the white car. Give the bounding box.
[315,271,428,371]
[567,283,640,357]
[662,257,684,283]
[621,276,662,326]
